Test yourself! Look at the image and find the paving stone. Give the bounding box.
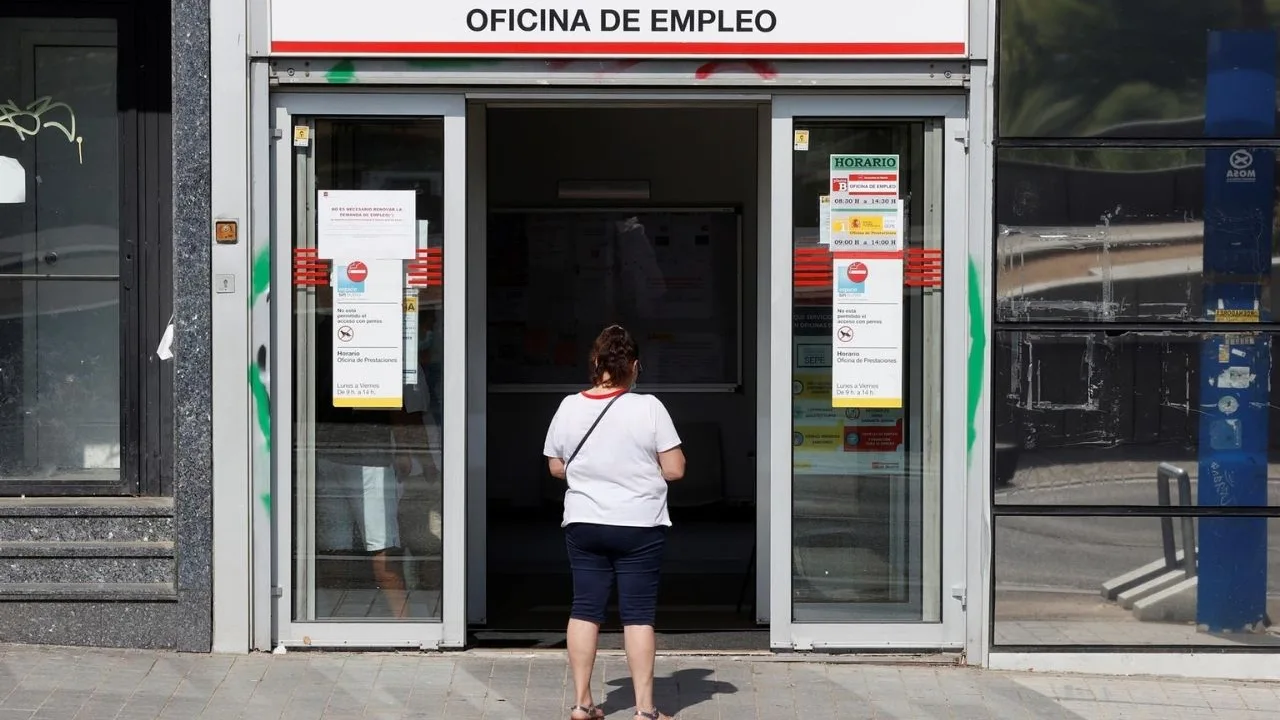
[0,646,1275,718]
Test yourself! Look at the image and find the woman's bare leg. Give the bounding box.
[567,618,601,709]
[623,624,669,717]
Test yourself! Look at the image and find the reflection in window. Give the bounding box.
[293,119,446,621]
[994,515,1279,647]
[994,330,1280,505]
[790,121,942,623]
[996,147,1280,322]
[999,0,1280,138]
[0,18,121,488]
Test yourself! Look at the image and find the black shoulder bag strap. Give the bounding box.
[565,394,624,470]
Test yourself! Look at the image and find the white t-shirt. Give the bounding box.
[543,390,682,528]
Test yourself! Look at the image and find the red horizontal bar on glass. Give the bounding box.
[904,248,943,288]
[407,248,444,288]
[293,248,329,287]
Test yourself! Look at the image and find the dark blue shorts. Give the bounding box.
[564,522,666,627]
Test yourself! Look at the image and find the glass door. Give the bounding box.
[271,94,467,648]
[768,95,967,649]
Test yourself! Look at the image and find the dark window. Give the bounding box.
[0,2,171,495]
[998,0,1280,139]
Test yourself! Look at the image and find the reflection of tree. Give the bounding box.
[999,0,1280,138]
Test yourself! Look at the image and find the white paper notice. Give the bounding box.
[332,258,404,409]
[0,156,25,204]
[155,320,175,361]
[831,257,903,408]
[403,289,419,386]
[318,189,417,260]
[818,195,831,245]
[828,154,902,252]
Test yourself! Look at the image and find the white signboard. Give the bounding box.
[792,306,905,476]
[270,0,967,58]
[828,154,903,252]
[831,256,902,408]
[317,190,417,261]
[332,258,405,409]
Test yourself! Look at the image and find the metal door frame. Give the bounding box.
[463,93,776,627]
[768,94,968,650]
[270,92,467,648]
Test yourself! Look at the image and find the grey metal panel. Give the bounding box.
[211,0,253,654]
[964,62,994,667]
[465,103,488,625]
[247,0,271,57]
[248,59,274,653]
[969,0,990,62]
[269,59,970,88]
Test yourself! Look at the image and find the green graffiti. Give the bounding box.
[250,246,272,514]
[966,257,987,457]
[250,363,271,454]
[251,245,270,302]
[325,59,358,83]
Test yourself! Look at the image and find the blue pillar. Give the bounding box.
[1197,30,1275,632]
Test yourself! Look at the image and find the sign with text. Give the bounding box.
[792,307,905,476]
[828,154,903,252]
[831,256,902,408]
[317,189,417,410]
[332,259,406,409]
[317,190,416,261]
[270,1,967,58]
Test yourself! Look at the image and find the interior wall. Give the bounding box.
[485,106,760,507]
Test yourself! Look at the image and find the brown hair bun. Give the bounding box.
[589,324,639,388]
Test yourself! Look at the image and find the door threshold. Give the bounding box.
[469,629,770,652]
[455,646,964,665]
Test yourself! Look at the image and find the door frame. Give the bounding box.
[269,92,468,648]
[768,94,969,650]
[463,93,775,627]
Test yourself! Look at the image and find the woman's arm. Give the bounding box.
[657,446,685,482]
[547,456,567,480]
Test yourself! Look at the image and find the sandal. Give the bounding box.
[570,704,605,720]
[636,709,673,720]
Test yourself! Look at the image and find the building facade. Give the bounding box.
[1,0,1277,677]
[0,0,212,648]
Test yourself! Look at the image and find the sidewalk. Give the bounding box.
[0,645,1276,719]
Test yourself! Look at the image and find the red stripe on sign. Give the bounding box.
[270,40,967,56]
[832,250,905,260]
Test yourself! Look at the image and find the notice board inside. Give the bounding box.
[487,207,742,389]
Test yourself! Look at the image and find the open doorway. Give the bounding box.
[479,104,763,647]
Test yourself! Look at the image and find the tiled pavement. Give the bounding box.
[0,645,1278,719]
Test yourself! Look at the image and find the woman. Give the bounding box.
[544,325,686,720]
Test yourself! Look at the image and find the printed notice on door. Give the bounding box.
[318,189,417,260]
[828,154,902,252]
[332,258,405,409]
[831,256,902,408]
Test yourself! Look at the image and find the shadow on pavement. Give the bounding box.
[603,667,738,716]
